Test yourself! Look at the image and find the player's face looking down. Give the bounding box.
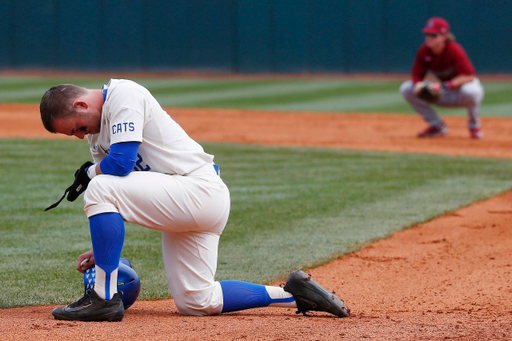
[425,33,447,54]
[51,94,103,139]
[53,110,101,139]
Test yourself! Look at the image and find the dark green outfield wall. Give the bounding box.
[0,0,510,73]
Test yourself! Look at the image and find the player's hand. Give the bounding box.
[44,161,94,211]
[413,80,443,102]
[77,250,95,273]
[67,161,94,202]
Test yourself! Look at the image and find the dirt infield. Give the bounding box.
[4,104,512,158]
[1,104,512,340]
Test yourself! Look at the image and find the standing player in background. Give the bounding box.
[40,79,350,322]
[400,17,484,138]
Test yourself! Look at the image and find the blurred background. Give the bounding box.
[1,0,510,74]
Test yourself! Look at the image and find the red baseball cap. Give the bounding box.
[422,17,450,34]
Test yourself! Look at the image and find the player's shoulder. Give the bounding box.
[445,41,467,54]
[443,41,472,63]
[106,79,148,102]
[417,43,429,51]
[108,79,142,92]
[416,44,430,56]
[414,44,432,63]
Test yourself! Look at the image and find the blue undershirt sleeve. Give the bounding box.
[99,141,140,176]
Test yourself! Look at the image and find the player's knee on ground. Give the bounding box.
[172,282,223,316]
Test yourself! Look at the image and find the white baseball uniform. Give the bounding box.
[84,79,230,315]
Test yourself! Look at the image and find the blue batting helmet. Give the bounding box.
[83,258,141,309]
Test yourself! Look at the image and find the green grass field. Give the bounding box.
[1,75,512,308]
[1,75,512,116]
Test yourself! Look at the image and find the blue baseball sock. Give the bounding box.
[89,212,125,300]
[220,280,295,313]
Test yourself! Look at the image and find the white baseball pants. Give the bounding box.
[84,163,230,316]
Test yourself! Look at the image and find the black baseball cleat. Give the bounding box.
[52,289,125,322]
[283,269,350,317]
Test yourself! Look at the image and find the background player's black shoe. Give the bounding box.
[283,269,350,317]
[52,289,125,322]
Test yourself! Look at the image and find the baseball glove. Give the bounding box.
[45,161,93,211]
[413,80,443,102]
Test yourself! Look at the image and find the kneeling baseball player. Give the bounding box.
[40,79,350,322]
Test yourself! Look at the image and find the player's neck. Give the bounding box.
[87,89,105,111]
[430,42,446,55]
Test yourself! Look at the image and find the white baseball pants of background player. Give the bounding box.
[84,163,230,316]
[400,78,484,129]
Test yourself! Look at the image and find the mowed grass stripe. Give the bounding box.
[0,78,104,103]
[1,76,512,117]
[188,81,400,109]
[138,79,278,96]
[150,80,358,107]
[250,90,403,112]
[0,78,103,91]
[2,139,512,306]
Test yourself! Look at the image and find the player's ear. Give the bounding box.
[73,100,89,109]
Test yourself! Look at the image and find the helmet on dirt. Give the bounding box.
[83,258,141,309]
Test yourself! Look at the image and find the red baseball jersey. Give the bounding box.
[411,41,475,84]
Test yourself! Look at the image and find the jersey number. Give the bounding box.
[134,154,151,171]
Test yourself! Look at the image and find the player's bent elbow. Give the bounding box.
[115,163,135,176]
[107,160,136,176]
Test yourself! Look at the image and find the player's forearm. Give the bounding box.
[87,141,140,179]
[86,159,103,178]
[95,163,103,176]
[100,142,140,176]
[411,60,428,84]
[411,69,426,84]
[445,74,475,89]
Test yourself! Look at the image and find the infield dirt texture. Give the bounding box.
[2,104,512,339]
